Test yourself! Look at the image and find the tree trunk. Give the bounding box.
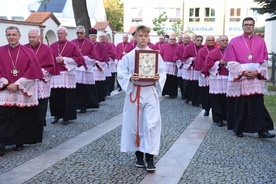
[72,0,91,37]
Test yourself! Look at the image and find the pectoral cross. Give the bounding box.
[11,68,19,76]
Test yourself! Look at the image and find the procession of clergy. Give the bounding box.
[0,17,274,156]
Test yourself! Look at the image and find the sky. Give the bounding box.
[0,0,39,19]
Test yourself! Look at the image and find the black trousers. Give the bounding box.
[38,98,49,126]
[199,86,211,112]
[0,106,42,145]
[76,83,99,109]
[227,95,274,133]
[162,74,178,97]
[210,94,227,123]
[50,88,77,121]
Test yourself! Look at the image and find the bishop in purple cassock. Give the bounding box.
[25,28,59,127]
[71,25,99,113]
[0,26,44,155]
[160,35,178,98]
[223,17,274,138]
[181,35,204,106]
[204,35,229,127]
[50,26,86,125]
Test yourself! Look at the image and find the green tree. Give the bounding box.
[171,19,183,36]
[152,12,168,36]
[104,0,124,31]
[252,0,276,21]
[254,26,265,32]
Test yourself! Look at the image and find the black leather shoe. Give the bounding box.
[215,122,223,127]
[79,109,86,113]
[118,88,122,92]
[258,131,275,138]
[235,133,243,137]
[203,111,209,116]
[51,117,59,124]
[62,120,69,125]
[14,144,24,151]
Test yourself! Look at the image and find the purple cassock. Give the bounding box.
[25,43,58,76]
[204,47,229,94]
[173,44,186,77]
[116,42,134,60]
[93,41,109,81]
[92,41,109,102]
[160,43,178,98]
[222,33,274,135]
[160,43,178,75]
[0,44,44,147]
[148,42,156,50]
[0,44,43,85]
[49,39,86,122]
[71,37,96,59]
[181,42,204,80]
[223,34,268,97]
[50,40,86,73]
[154,41,165,52]
[71,37,99,110]
[25,42,59,126]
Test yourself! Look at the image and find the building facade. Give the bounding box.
[124,0,266,39]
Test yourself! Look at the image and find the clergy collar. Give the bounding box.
[78,38,85,42]
[30,43,40,48]
[9,43,20,48]
[243,33,254,39]
[58,39,67,43]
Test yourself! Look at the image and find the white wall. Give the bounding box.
[265,19,276,53]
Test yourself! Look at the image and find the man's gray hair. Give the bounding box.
[76,25,85,32]
[57,26,68,33]
[5,26,21,35]
[28,28,40,36]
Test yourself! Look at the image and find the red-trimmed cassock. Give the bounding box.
[93,41,109,102]
[160,43,178,98]
[50,39,86,123]
[223,34,274,134]
[0,44,43,148]
[182,42,204,106]
[204,47,228,124]
[195,45,215,115]
[71,37,99,112]
[25,42,59,126]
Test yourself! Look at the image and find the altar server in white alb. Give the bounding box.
[117,25,166,172]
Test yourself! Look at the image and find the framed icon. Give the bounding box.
[135,50,158,81]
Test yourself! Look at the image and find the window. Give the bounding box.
[0,16,7,20]
[131,8,142,17]
[229,8,241,22]
[154,7,165,18]
[204,8,215,22]
[168,7,181,22]
[131,7,142,22]
[11,16,24,21]
[189,8,200,22]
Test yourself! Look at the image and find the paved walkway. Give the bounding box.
[0,91,275,184]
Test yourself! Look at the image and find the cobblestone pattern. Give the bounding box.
[179,126,276,184]
[0,94,125,173]
[1,93,201,183]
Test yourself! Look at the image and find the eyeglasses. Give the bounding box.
[243,24,254,27]
[221,39,228,42]
[77,32,84,35]
[207,40,214,41]
[170,39,176,40]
